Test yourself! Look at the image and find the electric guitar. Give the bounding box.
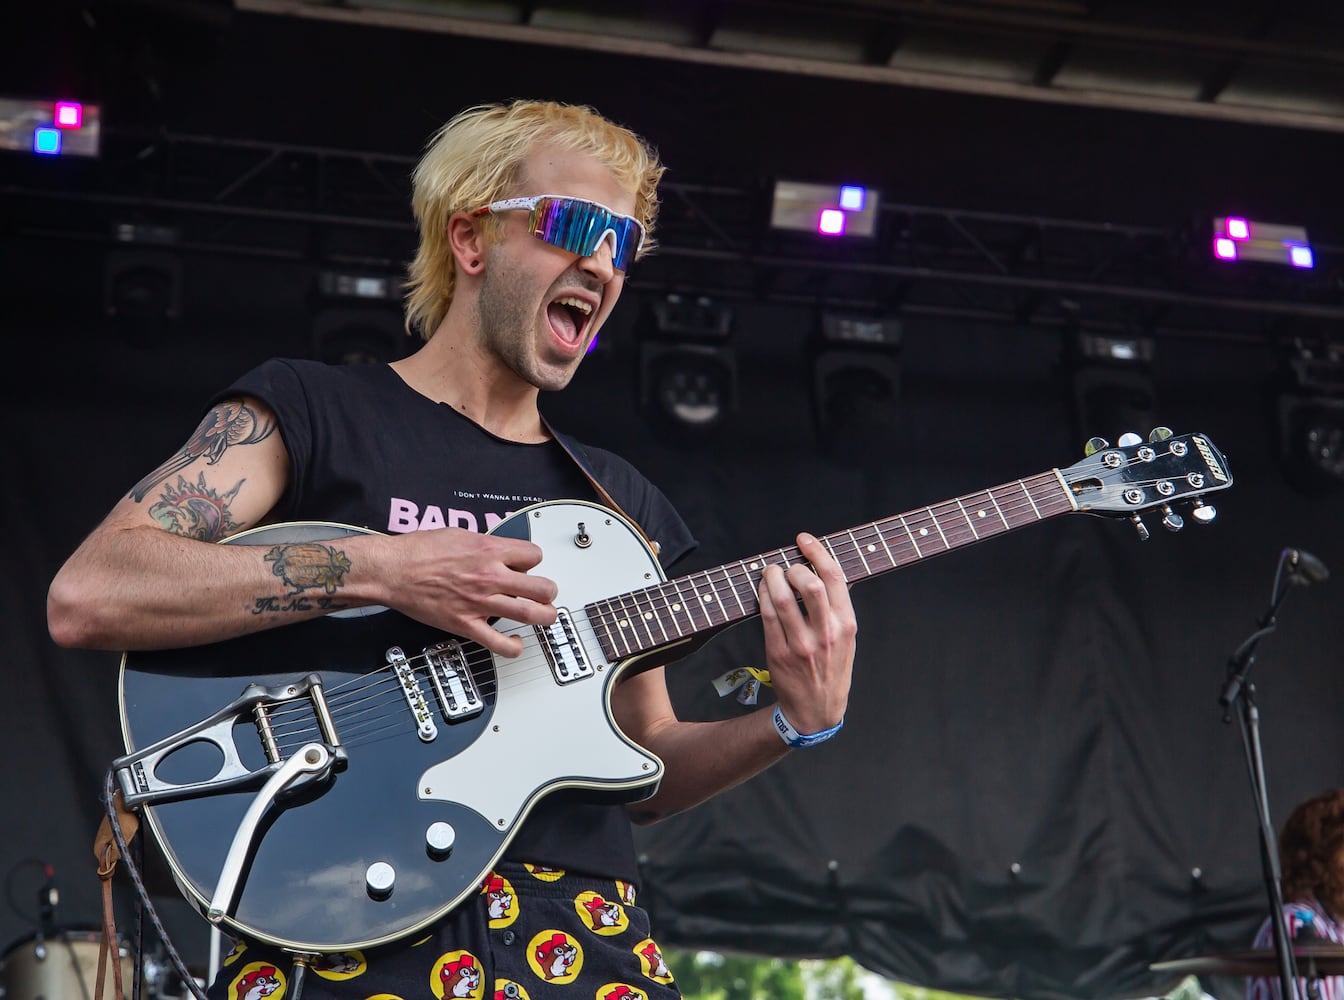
[115,430,1232,953]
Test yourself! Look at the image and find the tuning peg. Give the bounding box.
[1130,514,1150,541]
[1148,426,1173,443]
[1160,504,1184,532]
[1084,436,1110,457]
[1118,432,1143,447]
[1190,499,1217,524]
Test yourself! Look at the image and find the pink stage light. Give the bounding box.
[1213,237,1237,260]
[1226,217,1250,240]
[54,101,83,128]
[817,208,846,236]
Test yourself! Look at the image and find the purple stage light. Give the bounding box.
[818,209,846,236]
[54,101,83,128]
[1226,217,1250,240]
[1213,237,1237,260]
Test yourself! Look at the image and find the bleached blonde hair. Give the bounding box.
[404,99,665,340]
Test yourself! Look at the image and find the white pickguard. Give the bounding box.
[417,501,667,827]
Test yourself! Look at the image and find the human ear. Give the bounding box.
[447,213,486,275]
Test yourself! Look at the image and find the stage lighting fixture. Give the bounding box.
[772,180,880,239]
[317,270,399,301]
[310,269,410,364]
[1211,216,1313,269]
[1277,341,1344,493]
[811,312,902,464]
[311,306,407,365]
[0,96,100,158]
[638,294,736,437]
[1068,328,1159,443]
[104,225,183,346]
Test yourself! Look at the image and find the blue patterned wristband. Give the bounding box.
[771,705,844,748]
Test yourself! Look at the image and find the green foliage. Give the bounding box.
[665,950,872,1000]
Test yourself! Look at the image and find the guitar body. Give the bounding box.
[119,501,666,952]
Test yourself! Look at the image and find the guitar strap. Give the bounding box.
[541,414,661,558]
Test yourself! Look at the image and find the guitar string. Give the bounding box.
[262,460,1200,751]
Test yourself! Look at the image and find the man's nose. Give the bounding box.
[579,235,617,280]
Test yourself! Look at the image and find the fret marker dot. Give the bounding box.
[702,595,714,604]
[866,543,876,552]
[643,612,653,620]
[976,510,987,518]
[618,619,629,629]
[672,603,682,612]
[919,528,929,536]
[749,562,760,570]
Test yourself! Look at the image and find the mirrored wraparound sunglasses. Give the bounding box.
[472,195,646,272]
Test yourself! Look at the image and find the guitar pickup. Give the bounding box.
[423,640,484,722]
[538,608,594,685]
[114,673,346,809]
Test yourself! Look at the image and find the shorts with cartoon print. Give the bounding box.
[205,862,682,1000]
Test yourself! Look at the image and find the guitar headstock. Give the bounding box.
[1061,428,1233,538]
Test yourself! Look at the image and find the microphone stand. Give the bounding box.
[1218,550,1301,1000]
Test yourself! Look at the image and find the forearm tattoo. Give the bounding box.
[250,542,353,616]
[130,400,276,503]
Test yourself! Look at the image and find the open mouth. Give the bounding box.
[548,295,595,346]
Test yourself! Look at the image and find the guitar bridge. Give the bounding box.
[114,673,346,809]
[538,608,594,684]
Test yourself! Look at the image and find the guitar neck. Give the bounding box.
[589,468,1076,662]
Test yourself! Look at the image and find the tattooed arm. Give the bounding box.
[48,397,559,656]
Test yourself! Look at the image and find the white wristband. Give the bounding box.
[771,705,844,748]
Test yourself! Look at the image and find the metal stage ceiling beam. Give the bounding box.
[4,128,1342,346]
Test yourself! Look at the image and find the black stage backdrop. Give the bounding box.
[4,6,1344,1000]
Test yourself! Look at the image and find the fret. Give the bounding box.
[652,581,684,639]
[697,570,730,628]
[1018,479,1043,520]
[590,603,617,660]
[926,507,951,549]
[898,515,924,559]
[630,589,659,649]
[602,599,635,658]
[953,498,981,540]
[720,564,749,618]
[985,487,1011,531]
[667,576,705,633]
[843,528,872,576]
[872,521,898,569]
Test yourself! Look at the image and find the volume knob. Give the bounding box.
[366,861,396,900]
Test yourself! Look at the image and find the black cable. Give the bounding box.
[101,770,209,1000]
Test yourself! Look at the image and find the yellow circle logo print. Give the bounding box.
[431,949,485,999]
[527,930,583,983]
[573,890,629,936]
[633,938,674,984]
[493,979,531,1000]
[221,940,247,967]
[615,879,637,905]
[481,871,519,928]
[598,982,648,1000]
[310,949,365,980]
[523,863,565,882]
[226,961,285,999]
